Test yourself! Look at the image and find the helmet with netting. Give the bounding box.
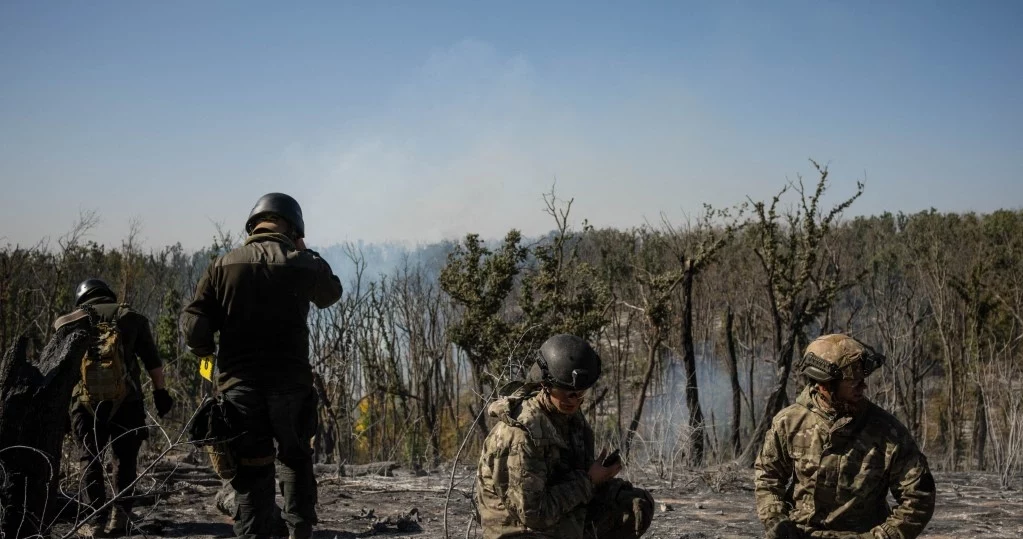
[799,334,885,383]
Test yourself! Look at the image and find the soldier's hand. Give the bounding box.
[588,449,623,486]
[766,518,801,539]
[808,531,875,539]
[153,388,175,418]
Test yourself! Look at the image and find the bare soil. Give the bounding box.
[51,458,1023,539]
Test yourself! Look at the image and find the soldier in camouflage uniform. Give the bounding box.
[754,334,936,539]
[476,334,654,539]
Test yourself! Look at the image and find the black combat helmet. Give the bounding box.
[534,334,602,390]
[75,278,116,306]
[245,192,305,238]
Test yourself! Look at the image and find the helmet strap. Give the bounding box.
[535,352,553,385]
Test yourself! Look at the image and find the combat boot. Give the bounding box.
[79,522,109,538]
[288,523,313,539]
[105,507,134,537]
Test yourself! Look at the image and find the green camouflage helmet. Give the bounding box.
[799,334,885,383]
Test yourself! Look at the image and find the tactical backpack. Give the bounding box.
[79,304,129,404]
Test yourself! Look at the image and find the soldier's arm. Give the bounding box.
[132,313,163,372]
[873,441,936,539]
[130,312,166,390]
[180,264,222,356]
[303,249,343,308]
[753,420,795,528]
[506,435,594,530]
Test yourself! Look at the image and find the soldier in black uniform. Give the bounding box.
[181,193,342,539]
[55,279,174,537]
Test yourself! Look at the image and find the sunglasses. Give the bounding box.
[551,388,588,401]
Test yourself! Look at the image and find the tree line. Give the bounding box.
[2,164,1021,484]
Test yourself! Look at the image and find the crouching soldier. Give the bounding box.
[754,334,936,539]
[476,334,654,539]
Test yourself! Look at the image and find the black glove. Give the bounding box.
[153,388,174,418]
[766,519,802,539]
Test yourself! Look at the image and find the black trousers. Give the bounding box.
[70,399,147,519]
[222,383,318,539]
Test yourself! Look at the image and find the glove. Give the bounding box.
[153,388,174,418]
[808,531,874,539]
[766,519,802,539]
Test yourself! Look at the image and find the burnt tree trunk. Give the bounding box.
[736,329,799,468]
[624,337,662,460]
[679,267,706,466]
[973,387,988,471]
[1,319,91,538]
[723,306,742,458]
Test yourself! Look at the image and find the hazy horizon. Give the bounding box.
[3,2,1021,250]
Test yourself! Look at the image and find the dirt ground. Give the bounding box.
[52,457,1023,539]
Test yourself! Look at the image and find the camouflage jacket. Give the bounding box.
[754,386,936,539]
[476,390,596,539]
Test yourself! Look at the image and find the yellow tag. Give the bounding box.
[199,356,215,382]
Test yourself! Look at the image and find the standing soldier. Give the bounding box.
[476,334,655,539]
[56,278,174,537]
[181,193,342,539]
[754,334,936,539]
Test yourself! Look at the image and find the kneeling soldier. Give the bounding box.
[755,334,936,539]
[476,334,654,539]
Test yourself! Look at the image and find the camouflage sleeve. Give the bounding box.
[754,418,794,527]
[180,263,222,356]
[874,440,935,539]
[506,435,595,530]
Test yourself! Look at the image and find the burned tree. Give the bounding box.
[736,161,863,467]
[0,318,91,538]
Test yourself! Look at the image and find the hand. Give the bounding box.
[808,531,875,539]
[808,531,869,539]
[587,448,622,486]
[294,237,307,250]
[153,388,174,418]
[766,519,802,539]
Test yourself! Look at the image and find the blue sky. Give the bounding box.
[1,1,1020,250]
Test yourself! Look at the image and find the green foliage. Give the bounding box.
[5,170,1023,473]
[438,230,528,389]
[156,288,182,361]
[517,192,611,354]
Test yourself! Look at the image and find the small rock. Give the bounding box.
[660,503,674,512]
[694,502,704,509]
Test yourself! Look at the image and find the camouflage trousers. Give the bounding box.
[584,478,655,539]
[70,399,148,520]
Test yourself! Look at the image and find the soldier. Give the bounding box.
[754,334,936,539]
[56,278,174,537]
[476,334,655,539]
[181,192,342,539]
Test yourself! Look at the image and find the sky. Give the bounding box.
[1,1,1021,250]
